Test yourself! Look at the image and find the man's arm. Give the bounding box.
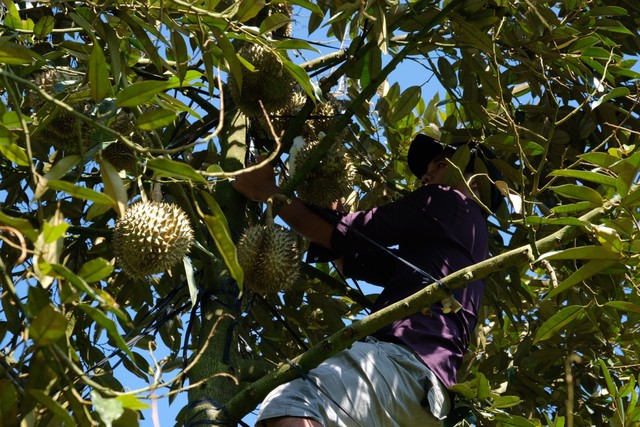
[232,161,335,249]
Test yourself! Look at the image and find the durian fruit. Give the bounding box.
[258,90,306,138]
[237,223,300,294]
[112,201,194,278]
[46,103,95,154]
[101,112,146,171]
[292,140,356,208]
[258,92,346,142]
[101,142,137,171]
[227,43,297,118]
[306,93,346,141]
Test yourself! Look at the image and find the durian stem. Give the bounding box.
[265,194,291,226]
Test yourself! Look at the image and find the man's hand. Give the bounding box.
[232,158,281,202]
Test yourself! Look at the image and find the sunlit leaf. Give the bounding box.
[79,257,114,283]
[183,256,198,308]
[135,107,177,130]
[0,127,29,166]
[549,184,602,205]
[549,169,618,187]
[91,390,124,427]
[203,213,244,294]
[33,15,55,38]
[99,159,128,217]
[116,80,171,107]
[146,157,208,184]
[50,264,103,302]
[539,246,621,261]
[35,155,81,199]
[47,180,115,205]
[533,305,584,343]
[545,260,618,298]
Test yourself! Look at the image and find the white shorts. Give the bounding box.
[255,337,450,427]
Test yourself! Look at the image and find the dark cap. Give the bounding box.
[407,133,505,211]
[407,134,456,178]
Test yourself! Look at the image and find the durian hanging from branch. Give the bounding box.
[227,43,298,118]
[112,201,194,279]
[236,195,300,294]
[289,136,356,209]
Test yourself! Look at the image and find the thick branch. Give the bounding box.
[225,198,614,421]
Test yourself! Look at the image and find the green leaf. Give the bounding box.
[533,305,584,344]
[551,201,594,214]
[0,210,38,241]
[35,155,81,199]
[539,246,621,261]
[28,390,75,425]
[30,305,68,346]
[437,57,457,88]
[135,107,178,130]
[50,264,103,302]
[476,372,490,400]
[78,304,134,359]
[274,39,320,52]
[604,301,640,315]
[545,260,618,298]
[592,87,631,110]
[91,390,124,427]
[42,220,69,244]
[79,257,114,283]
[46,180,116,205]
[283,60,316,101]
[115,394,151,410]
[0,380,18,421]
[0,127,29,166]
[287,0,323,16]
[236,0,266,21]
[99,158,128,217]
[598,359,618,399]
[388,86,422,123]
[33,15,55,38]
[549,169,618,188]
[171,29,189,83]
[203,214,244,294]
[0,44,36,65]
[183,256,198,308]
[492,414,538,427]
[116,80,171,107]
[448,383,476,399]
[260,13,291,35]
[2,0,22,29]
[89,44,111,102]
[146,157,208,184]
[491,395,522,409]
[549,184,602,205]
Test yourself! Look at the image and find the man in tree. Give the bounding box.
[233,134,503,427]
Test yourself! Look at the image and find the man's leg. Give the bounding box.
[263,417,323,427]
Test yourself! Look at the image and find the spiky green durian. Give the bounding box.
[259,92,346,142]
[45,103,95,154]
[292,140,355,208]
[237,224,300,294]
[227,43,297,117]
[113,201,194,278]
[101,142,137,171]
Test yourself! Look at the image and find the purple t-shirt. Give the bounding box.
[310,184,488,388]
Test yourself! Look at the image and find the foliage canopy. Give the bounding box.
[0,0,639,426]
